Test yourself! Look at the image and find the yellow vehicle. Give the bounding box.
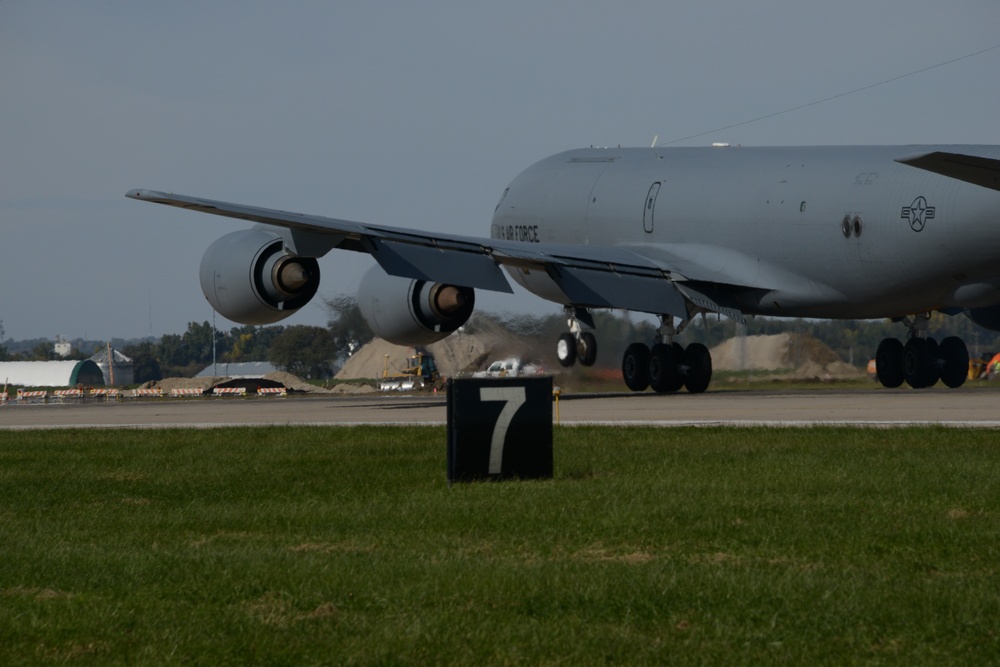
[379,352,442,391]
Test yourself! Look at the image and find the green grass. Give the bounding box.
[1,426,999,665]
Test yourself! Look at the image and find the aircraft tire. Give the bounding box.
[621,343,650,391]
[648,343,681,394]
[683,343,713,394]
[578,331,598,367]
[664,343,686,392]
[556,332,577,367]
[903,338,933,389]
[875,338,904,388]
[923,338,940,388]
[939,336,969,389]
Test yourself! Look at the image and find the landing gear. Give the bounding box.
[874,315,968,389]
[903,337,938,388]
[555,308,714,393]
[875,338,904,388]
[619,316,713,394]
[684,343,713,394]
[621,343,650,391]
[939,336,970,388]
[556,332,576,367]
[648,343,683,393]
[555,309,598,368]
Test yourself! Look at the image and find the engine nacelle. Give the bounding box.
[200,229,320,324]
[357,265,475,346]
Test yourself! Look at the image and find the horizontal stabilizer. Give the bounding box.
[896,152,1000,192]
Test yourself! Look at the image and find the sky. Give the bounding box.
[2,1,1000,342]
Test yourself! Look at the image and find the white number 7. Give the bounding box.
[479,387,527,474]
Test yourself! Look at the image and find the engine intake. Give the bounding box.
[200,229,320,324]
[357,265,475,346]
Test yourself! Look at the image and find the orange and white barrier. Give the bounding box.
[52,389,85,401]
[131,388,163,398]
[256,387,287,397]
[170,388,204,398]
[212,387,247,397]
[88,388,121,401]
[16,390,48,403]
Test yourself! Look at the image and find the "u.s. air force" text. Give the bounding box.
[491,224,540,242]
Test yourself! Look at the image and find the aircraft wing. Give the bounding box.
[126,188,749,321]
[896,151,1000,192]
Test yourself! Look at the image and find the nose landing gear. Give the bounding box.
[556,308,598,368]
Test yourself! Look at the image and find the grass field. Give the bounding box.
[1,426,999,665]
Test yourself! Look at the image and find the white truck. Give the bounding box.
[473,357,544,378]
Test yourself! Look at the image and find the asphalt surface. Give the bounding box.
[3,388,1000,429]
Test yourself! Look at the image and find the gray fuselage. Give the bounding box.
[492,145,1000,319]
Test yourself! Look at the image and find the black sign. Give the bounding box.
[447,377,553,483]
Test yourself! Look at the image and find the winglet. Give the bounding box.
[896,152,1000,192]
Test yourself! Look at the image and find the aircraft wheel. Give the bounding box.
[556,332,577,367]
[648,343,680,394]
[621,343,650,391]
[939,336,969,389]
[875,338,904,388]
[923,338,940,387]
[903,338,933,389]
[683,343,713,394]
[578,331,598,367]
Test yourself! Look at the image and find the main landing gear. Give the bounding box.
[874,315,969,389]
[621,315,712,394]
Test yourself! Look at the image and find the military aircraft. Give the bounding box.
[127,144,1000,393]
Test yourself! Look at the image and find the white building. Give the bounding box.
[0,360,106,387]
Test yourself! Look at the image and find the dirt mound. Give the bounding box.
[336,331,502,380]
[262,371,332,393]
[146,377,219,392]
[710,333,859,377]
[146,371,336,394]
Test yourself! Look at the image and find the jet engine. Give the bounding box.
[356,265,475,346]
[199,229,320,324]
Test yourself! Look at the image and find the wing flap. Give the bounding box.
[364,238,512,293]
[896,152,1000,192]
[546,266,689,318]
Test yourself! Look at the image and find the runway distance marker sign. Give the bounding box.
[446,377,553,483]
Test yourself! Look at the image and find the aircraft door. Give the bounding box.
[643,182,661,233]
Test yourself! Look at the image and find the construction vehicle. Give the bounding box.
[379,352,442,391]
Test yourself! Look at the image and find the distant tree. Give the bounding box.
[268,326,336,379]
[28,341,56,361]
[0,321,8,361]
[181,321,225,366]
[226,325,285,362]
[324,295,373,361]
[123,341,162,384]
[157,333,185,367]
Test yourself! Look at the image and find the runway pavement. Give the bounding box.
[3,387,1000,429]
